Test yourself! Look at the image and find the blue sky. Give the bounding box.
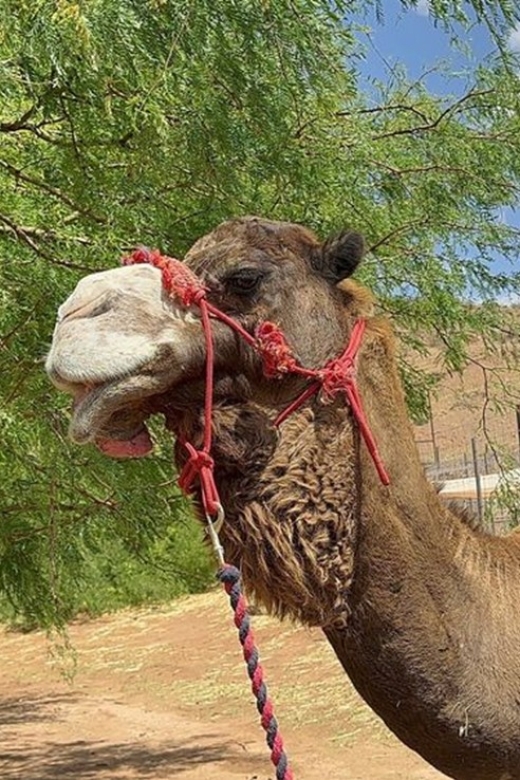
[358,0,520,87]
[354,1,520,280]
[358,0,496,89]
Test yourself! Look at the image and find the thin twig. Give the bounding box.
[0,159,106,223]
[371,89,495,141]
[0,212,95,271]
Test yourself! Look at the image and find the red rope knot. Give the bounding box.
[123,249,207,307]
[122,247,157,266]
[178,443,214,491]
[183,444,214,472]
[164,260,207,307]
[318,356,356,402]
[255,322,299,378]
[178,443,220,516]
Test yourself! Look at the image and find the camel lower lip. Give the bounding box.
[95,427,154,458]
[69,381,158,458]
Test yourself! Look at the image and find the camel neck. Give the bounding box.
[318,321,520,780]
[212,400,360,627]
[324,486,520,779]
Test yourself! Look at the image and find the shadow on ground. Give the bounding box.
[0,694,79,726]
[0,692,249,779]
[0,737,236,779]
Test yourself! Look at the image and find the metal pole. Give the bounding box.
[428,391,439,466]
[471,437,484,524]
[516,405,520,465]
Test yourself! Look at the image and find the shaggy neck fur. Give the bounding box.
[212,401,359,627]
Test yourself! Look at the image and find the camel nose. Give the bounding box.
[57,290,113,323]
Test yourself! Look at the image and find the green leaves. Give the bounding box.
[1,0,520,624]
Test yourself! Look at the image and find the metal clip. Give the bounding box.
[205,503,225,566]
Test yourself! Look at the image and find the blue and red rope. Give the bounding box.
[218,565,294,780]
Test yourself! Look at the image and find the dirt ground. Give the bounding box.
[0,590,448,780]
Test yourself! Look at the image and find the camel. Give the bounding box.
[46,216,520,780]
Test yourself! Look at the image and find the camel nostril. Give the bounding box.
[58,293,113,323]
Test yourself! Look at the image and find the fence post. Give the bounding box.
[516,405,520,465]
[434,445,440,468]
[471,437,484,525]
[428,391,440,466]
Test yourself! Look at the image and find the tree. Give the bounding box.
[1,0,520,625]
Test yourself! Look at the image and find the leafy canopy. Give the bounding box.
[1,0,520,624]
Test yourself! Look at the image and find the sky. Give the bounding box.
[360,1,495,87]
[354,0,520,280]
[358,0,520,87]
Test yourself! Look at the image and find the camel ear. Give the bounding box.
[314,230,365,283]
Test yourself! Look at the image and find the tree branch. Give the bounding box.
[0,159,106,223]
[0,224,93,244]
[0,212,95,271]
[0,105,38,132]
[366,157,518,194]
[336,103,430,123]
[0,301,43,350]
[369,219,431,253]
[371,89,495,141]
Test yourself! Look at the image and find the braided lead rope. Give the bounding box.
[126,248,296,778]
[203,514,294,780]
[218,564,295,780]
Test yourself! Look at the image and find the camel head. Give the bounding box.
[46,217,368,459]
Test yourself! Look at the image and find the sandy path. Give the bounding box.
[0,591,447,780]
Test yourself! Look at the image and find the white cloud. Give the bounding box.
[415,0,430,16]
[508,23,520,52]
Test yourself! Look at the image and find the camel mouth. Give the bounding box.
[61,361,207,459]
[69,381,156,458]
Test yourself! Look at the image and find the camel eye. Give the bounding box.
[224,267,265,296]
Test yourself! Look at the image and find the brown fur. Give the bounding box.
[213,403,358,627]
[168,219,520,780]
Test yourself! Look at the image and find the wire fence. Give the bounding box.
[415,408,520,535]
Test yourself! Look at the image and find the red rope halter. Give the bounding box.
[123,248,390,512]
